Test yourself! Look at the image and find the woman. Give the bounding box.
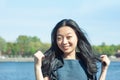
[34,19,110,80]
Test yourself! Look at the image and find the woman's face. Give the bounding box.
[56,26,78,55]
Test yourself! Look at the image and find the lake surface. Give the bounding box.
[0,61,120,80]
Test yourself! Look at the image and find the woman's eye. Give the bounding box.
[67,36,72,39]
[57,37,62,41]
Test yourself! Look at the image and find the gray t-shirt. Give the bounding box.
[57,60,87,80]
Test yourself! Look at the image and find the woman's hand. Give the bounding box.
[34,51,46,80]
[34,51,45,67]
[99,55,110,80]
[100,55,110,72]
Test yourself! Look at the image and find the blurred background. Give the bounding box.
[0,0,120,45]
[0,0,120,60]
[0,0,120,80]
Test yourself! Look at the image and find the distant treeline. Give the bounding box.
[0,35,50,57]
[0,36,120,57]
[93,43,120,56]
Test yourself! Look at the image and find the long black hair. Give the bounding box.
[42,19,98,78]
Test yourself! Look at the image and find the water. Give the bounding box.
[0,62,35,80]
[97,61,120,80]
[0,61,120,80]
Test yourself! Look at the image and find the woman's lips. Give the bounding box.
[63,46,69,50]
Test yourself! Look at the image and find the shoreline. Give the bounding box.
[109,57,120,62]
[0,57,120,62]
[0,57,34,62]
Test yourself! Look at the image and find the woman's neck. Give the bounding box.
[63,51,77,60]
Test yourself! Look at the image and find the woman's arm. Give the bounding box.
[34,51,49,80]
[34,63,44,80]
[99,55,110,80]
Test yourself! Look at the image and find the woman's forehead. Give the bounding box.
[57,26,74,34]
[57,26,76,36]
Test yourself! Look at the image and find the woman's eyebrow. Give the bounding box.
[56,34,62,36]
[57,32,72,35]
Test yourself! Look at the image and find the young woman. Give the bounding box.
[34,19,110,80]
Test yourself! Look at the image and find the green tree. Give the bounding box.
[16,35,30,56]
[28,36,42,56]
[0,37,6,55]
[92,42,119,56]
[6,42,19,57]
[16,35,47,56]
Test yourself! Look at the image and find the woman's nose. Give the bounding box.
[62,38,68,44]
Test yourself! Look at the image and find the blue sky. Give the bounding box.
[0,0,120,45]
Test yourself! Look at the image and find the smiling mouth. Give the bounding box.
[63,46,69,50]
